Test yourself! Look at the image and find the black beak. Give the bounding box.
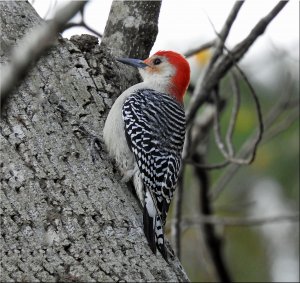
[116,58,148,69]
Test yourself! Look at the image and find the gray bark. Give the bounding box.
[101,0,161,58]
[0,1,189,282]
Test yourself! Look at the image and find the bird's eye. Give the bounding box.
[153,58,162,65]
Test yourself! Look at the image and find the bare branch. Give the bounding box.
[186,1,288,125]
[196,1,263,166]
[184,40,215,58]
[203,15,265,167]
[171,169,184,259]
[212,88,231,159]
[64,22,102,38]
[182,104,229,171]
[0,1,88,108]
[193,151,232,283]
[212,64,264,165]
[206,1,245,70]
[185,159,230,170]
[226,72,241,156]
[63,6,102,38]
[262,109,299,143]
[180,98,232,280]
[211,73,297,199]
[230,62,264,164]
[181,213,300,228]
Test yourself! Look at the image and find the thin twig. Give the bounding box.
[204,7,264,165]
[63,6,102,38]
[0,1,88,108]
[186,1,288,125]
[182,102,230,171]
[211,73,296,199]
[262,109,299,143]
[231,63,264,164]
[206,1,245,70]
[181,213,300,228]
[193,152,232,283]
[212,88,230,159]
[184,40,216,58]
[171,168,184,259]
[226,71,241,156]
[64,22,102,38]
[185,159,230,170]
[209,40,264,166]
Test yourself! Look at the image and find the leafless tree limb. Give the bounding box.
[226,72,241,156]
[186,1,288,125]
[180,213,300,228]
[205,1,245,70]
[193,151,232,283]
[212,62,264,165]
[64,22,102,38]
[229,61,264,164]
[171,168,184,259]
[63,6,102,38]
[183,2,287,174]
[176,2,292,281]
[0,0,88,108]
[211,74,298,199]
[183,104,224,169]
[183,105,230,170]
[184,40,216,58]
[262,109,299,142]
[212,88,232,159]
[185,66,265,171]
[186,160,230,170]
[181,92,231,281]
[183,1,243,60]
[200,3,265,167]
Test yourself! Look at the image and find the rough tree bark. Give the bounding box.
[101,0,161,58]
[0,1,189,282]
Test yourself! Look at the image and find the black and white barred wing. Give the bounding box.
[122,89,186,219]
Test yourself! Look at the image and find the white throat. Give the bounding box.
[138,64,176,94]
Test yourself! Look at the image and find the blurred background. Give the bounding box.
[31,0,299,282]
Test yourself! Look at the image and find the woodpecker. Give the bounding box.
[103,50,190,260]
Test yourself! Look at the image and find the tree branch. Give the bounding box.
[212,63,264,165]
[206,1,245,70]
[211,72,297,199]
[181,213,300,228]
[186,1,288,125]
[184,40,215,58]
[171,168,184,259]
[193,152,232,283]
[63,7,102,38]
[226,72,241,156]
[100,0,161,58]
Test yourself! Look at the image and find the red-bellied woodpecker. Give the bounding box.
[103,50,190,260]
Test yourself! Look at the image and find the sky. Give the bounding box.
[31,0,299,87]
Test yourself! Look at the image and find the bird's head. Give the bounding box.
[117,51,190,103]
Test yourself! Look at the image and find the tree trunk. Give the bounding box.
[0,1,189,282]
[101,0,161,58]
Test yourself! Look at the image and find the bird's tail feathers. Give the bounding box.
[143,189,168,261]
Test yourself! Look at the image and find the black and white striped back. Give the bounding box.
[122,88,185,209]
